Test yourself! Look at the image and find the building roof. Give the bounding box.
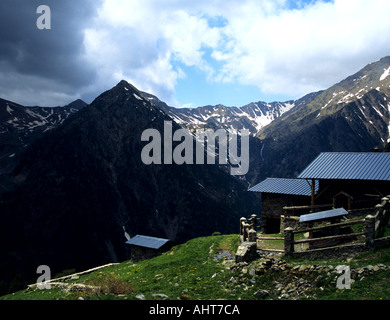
[125,235,170,249]
[298,152,390,181]
[299,208,348,222]
[249,178,318,196]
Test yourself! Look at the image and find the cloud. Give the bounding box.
[83,0,390,105]
[0,0,101,106]
[1,0,390,107]
[212,0,390,97]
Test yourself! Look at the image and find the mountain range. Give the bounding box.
[151,56,390,183]
[0,55,389,291]
[0,81,258,289]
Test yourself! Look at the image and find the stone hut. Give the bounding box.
[125,235,173,262]
[249,178,318,233]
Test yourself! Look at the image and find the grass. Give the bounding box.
[1,233,390,301]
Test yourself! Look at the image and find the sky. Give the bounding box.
[1,0,390,108]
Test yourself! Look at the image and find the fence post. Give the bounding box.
[248,229,257,242]
[240,217,247,242]
[365,215,375,248]
[250,214,257,230]
[284,227,294,255]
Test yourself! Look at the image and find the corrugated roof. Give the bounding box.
[299,208,348,222]
[125,235,170,249]
[298,152,390,181]
[249,178,318,196]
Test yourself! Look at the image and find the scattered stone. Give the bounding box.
[254,289,270,299]
[152,293,169,300]
[230,262,248,271]
[136,294,146,300]
[227,276,235,284]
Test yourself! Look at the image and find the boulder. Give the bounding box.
[235,242,258,263]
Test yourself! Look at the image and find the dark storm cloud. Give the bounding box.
[0,0,102,105]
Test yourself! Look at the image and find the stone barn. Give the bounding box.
[249,178,318,234]
[125,235,173,262]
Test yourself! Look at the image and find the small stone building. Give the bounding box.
[125,235,173,262]
[249,178,318,233]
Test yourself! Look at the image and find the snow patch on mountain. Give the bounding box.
[380,66,390,81]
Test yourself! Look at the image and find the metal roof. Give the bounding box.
[298,152,390,181]
[299,208,348,222]
[125,235,170,249]
[249,178,318,196]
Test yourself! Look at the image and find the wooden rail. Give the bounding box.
[283,203,333,211]
[294,232,365,245]
[293,219,365,234]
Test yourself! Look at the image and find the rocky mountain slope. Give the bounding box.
[0,81,257,287]
[0,98,86,155]
[0,98,87,195]
[250,56,390,181]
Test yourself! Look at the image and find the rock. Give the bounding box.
[254,289,270,299]
[275,283,283,290]
[152,293,169,300]
[227,276,235,284]
[255,266,266,275]
[298,265,308,272]
[136,294,146,300]
[235,242,258,263]
[230,262,248,270]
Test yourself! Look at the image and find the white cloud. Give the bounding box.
[82,0,390,106]
[213,0,390,97]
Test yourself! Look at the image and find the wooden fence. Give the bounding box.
[285,195,390,255]
[240,195,390,256]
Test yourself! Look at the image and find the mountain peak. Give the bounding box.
[66,99,87,110]
[115,80,141,94]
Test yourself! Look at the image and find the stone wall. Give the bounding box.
[280,215,300,231]
[130,246,162,262]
